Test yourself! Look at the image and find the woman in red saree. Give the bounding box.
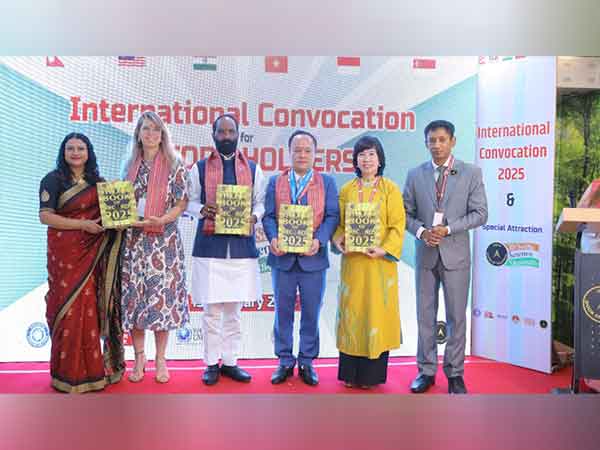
[39,132,125,393]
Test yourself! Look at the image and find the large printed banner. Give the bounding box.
[473,56,556,373]
[0,56,478,361]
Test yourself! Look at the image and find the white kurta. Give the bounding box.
[186,159,267,305]
[191,257,261,304]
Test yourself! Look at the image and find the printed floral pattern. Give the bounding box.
[121,159,189,331]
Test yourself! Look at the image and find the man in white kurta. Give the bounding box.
[186,114,267,385]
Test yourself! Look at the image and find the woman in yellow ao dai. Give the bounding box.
[332,135,406,388]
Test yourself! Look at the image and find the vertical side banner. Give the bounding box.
[473,56,556,373]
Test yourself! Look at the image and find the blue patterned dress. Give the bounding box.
[121,159,190,331]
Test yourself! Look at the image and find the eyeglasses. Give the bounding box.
[357,151,378,160]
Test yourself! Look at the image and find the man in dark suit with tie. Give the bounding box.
[262,130,339,386]
[403,120,488,394]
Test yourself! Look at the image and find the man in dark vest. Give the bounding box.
[187,114,267,385]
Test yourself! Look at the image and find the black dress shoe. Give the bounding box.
[220,364,252,382]
[202,364,220,385]
[298,364,319,386]
[447,376,467,394]
[410,374,435,393]
[271,365,294,384]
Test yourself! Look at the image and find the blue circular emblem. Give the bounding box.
[177,326,192,343]
[26,322,50,348]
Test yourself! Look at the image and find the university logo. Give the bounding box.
[512,315,521,324]
[582,285,600,324]
[176,325,203,345]
[436,321,447,345]
[473,308,482,317]
[540,320,548,329]
[26,322,50,348]
[486,242,508,266]
[176,325,192,344]
[484,311,494,319]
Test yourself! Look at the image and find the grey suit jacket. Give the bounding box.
[403,159,488,270]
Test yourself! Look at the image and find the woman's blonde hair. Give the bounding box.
[123,111,180,177]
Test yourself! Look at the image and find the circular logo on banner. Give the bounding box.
[436,321,447,345]
[540,320,548,329]
[486,242,508,266]
[473,308,481,317]
[582,285,600,324]
[26,322,50,348]
[176,326,192,343]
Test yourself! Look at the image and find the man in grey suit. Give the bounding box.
[403,120,487,394]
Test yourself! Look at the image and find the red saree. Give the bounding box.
[45,181,125,393]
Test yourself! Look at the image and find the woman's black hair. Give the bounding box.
[352,135,386,177]
[55,132,101,187]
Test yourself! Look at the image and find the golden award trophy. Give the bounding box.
[215,184,252,235]
[278,204,313,253]
[97,181,138,228]
[345,202,381,252]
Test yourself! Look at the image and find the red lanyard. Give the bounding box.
[435,155,455,206]
[357,177,380,203]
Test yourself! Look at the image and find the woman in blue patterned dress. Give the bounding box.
[121,111,189,383]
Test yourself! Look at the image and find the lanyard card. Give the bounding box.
[432,210,444,227]
[137,197,146,219]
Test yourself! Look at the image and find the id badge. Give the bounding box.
[432,210,444,227]
[137,197,146,219]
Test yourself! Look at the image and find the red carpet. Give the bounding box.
[0,356,572,394]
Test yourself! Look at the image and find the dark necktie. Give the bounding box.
[436,165,445,192]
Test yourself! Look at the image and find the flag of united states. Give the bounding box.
[118,56,146,67]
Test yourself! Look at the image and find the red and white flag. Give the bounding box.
[412,58,436,70]
[265,56,288,73]
[337,56,360,74]
[46,56,64,67]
